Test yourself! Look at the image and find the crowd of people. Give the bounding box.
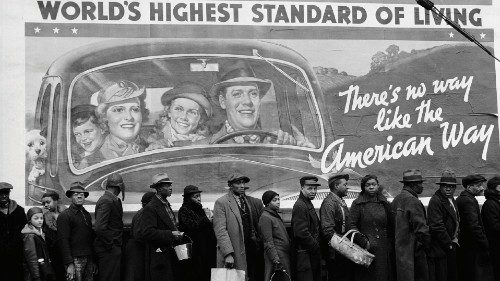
[1,169,500,281]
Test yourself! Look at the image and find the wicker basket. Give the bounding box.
[329,229,375,268]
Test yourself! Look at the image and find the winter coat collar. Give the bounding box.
[352,192,388,206]
[403,187,419,198]
[460,189,477,200]
[0,199,19,215]
[21,224,45,239]
[485,189,500,201]
[263,206,281,219]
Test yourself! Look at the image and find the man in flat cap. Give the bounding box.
[456,174,493,281]
[392,169,431,281]
[206,61,315,148]
[135,172,184,281]
[482,175,500,281]
[0,182,27,281]
[213,172,264,281]
[57,182,95,281]
[320,173,353,281]
[94,173,125,281]
[291,176,321,281]
[427,170,460,281]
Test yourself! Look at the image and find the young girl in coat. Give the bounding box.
[22,207,55,281]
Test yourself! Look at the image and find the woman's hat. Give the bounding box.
[26,207,44,220]
[436,170,458,186]
[97,80,145,104]
[400,169,425,183]
[183,185,203,197]
[65,181,89,198]
[209,61,272,104]
[262,190,279,206]
[161,82,212,118]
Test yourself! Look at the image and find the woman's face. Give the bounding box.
[73,119,104,153]
[30,213,44,229]
[167,98,201,135]
[106,99,142,142]
[364,178,380,197]
[268,195,280,211]
[190,192,201,205]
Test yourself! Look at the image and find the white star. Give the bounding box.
[53,27,59,34]
[34,27,41,33]
[480,33,486,39]
[448,32,454,38]
[71,27,78,34]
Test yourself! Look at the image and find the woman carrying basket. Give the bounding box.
[258,191,291,281]
[348,175,395,281]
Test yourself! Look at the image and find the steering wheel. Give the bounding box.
[210,130,278,144]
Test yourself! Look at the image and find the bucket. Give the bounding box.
[174,235,193,260]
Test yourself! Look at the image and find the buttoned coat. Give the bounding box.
[427,189,459,258]
[212,192,263,273]
[319,192,349,260]
[392,187,431,281]
[57,204,94,265]
[94,190,124,253]
[135,195,180,281]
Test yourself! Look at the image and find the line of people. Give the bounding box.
[1,169,500,281]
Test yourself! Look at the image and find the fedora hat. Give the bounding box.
[161,82,212,118]
[65,182,89,198]
[400,169,425,183]
[101,173,125,200]
[436,170,458,186]
[328,174,349,187]
[183,185,203,197]
[209,61,272,103]
[97,80,145,105]
[150,172,173,188]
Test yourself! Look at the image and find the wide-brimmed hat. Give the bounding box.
[462,174,487,187]
[328,174,349,187]
[436,170,458,186]
[97,80,145,105]
[101,173,125,200]
[150,172,173,188]
[0,182,13,191]
[161,82,212,118]
[400,169,425,183]
[65,182,89,198]
[226,172,250,188]
[209,61,272,104]
[183,185,203,197]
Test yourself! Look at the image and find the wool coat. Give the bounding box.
[42,207,66,281]
[456,190,494,281]
[212,192,263,274]
[258,206,292,281]
[482,189,500,281]
[319,191,349,260]
[0,200,27,281]
[94,190,123,251]
[57,203,94,265]
[178,200,217,281]
[22,224,54,281]
[124,208,146,281]
[349,193,394,281]
[291,192,321,281]
[135,195,180,281]
[391,187,431,281]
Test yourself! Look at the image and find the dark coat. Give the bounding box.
[125,208,146,281]
[258,206,291,281]
[94,190,124,252]
[0,200,27,281]
[135,195,180,281]
[319,191,349,260]
[391,187,430,281]
[291,192,321,281]
[22,224,54,281]
[57,203,94,265]
[482,190,500,281]
[178,200,217,281]
[349,193,394,281]
[43,208,66,281]
[427,189,459,258]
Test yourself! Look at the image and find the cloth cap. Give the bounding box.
[97,80,145,104]
[262,190,279,206]
[487,175,500,190]
[227,172,250,187]
[0,182,14,191]
[462,174,487,187]
[400,169,425,183]
[436,170,458,186]
[65,182,89,198]
[183,185,203,197]
[141,191,156,205]
[300,176,321,186]
[150,172,173,188]
[161,82,212,118]
[328,174,349,188]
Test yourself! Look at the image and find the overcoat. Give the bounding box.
[212,192,263,273]
[124,208,146,281]
[0,200,27,281]
[427,189,459,258]
[258,206,292,281]
[482,189,500,281]
[22,224,54,281]
[391,187,430,281]
[456,190,493,281]
[135,195,180,281]
[94,190,124,252]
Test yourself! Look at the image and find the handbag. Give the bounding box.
[329,229,375,268]
[210,268,246,281]
[38,258,56,281]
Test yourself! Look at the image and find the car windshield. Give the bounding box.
[68,56,322,171]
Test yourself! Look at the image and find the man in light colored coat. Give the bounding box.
[213,173,263,281]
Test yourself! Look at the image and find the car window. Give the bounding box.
[69,56,322,171]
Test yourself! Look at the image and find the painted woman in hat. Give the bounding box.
[71,104,105,169]
[178,185,216,281]
[96,80,148,160]
[147,82,212,150]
